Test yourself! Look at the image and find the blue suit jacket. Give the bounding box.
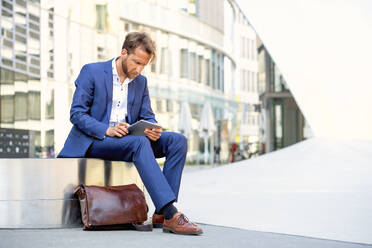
[58,59,157,158]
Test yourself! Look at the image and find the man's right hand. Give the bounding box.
[105,122,130,137]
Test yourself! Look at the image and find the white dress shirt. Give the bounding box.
[109,58,134,127]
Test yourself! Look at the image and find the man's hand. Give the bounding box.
[105,122,130,137]
[144,128,162,141]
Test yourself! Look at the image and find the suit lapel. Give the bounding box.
[127,78,136,124]
[104,60,113,123]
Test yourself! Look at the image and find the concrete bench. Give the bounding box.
[0,159,143,228]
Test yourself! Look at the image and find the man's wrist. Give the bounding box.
[105,127,112,136]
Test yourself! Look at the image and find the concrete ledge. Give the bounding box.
[0,158,143,228]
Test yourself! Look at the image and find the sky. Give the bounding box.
[235,0,372,140]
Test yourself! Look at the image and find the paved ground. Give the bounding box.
[178,138,372,244]
[1,224,371,248]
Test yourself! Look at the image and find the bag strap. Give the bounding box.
[74,185,85,196]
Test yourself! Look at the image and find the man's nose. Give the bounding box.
[136,66,143,74]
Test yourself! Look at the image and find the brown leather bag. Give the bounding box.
[74,184,152,231]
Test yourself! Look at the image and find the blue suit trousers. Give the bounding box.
[86,132,187,211]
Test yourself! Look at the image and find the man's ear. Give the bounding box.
[121,49,128,56]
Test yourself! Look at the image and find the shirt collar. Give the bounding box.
[112,57,134,84]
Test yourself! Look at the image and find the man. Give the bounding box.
[58,32,202,235]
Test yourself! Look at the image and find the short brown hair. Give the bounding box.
[122,32,156,63]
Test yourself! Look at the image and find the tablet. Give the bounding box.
[128,120,162,136]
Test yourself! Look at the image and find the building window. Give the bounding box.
[269,61,275,92]
[241,70,245,91]
[180,49,188,78]
[252,72,256,92]
[166,99,173,112]
[274,103,284,149]
[151,60,157,73]
[30,56,40,67]
[131,23,140,31]
[28,91,41,120]
[29,31,39,41]
[16,0,27,7]
[241,70,244,91]
[28,13,40,23]
[15,34,26,44]
[1,95,14,123]
[15,52,26,62]
[29,66,40,75]
[247,39,251,60]
[160,47,168,74]
[216,54,220,90]
[15,92,28,121]
[124,22,130,32]
[221,56,224,92]
[45,129,55,158]
[16,62,26,71]
[15,25,27,35]
[2,58,13,67]
[48,7,54,37]
[48,49,54,78]
[211,50,216,89]
[25,22,39,33]
[45,89,54,120]
[156,100,162,112]
[190,103,200,119]
[205,59,210,86]
[3,37,13,48]
[189,52,197,81]
[2,1,13,13]
[242,70,246,92]
[198,55,203,83]
[1,68,14,85]
[15,71,27,82]
[247,71,251,92]
[252,40,257,60]
[97,46,106,60]
[15,52,27,63]
[241,37,245,58]
[96,4,107,31]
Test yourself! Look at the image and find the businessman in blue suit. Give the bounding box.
[58,32,202,235]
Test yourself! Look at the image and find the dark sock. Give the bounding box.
[160,202,178,220]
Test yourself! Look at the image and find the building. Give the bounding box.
[0,0,267,161]
[231,2,260,155]
[257,38,313,153]
[0,0,48,157]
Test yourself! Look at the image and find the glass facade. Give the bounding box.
[0,0,53,158]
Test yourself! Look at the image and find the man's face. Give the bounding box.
[121,47,151,79]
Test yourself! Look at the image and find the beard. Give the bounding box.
[121,57,130,78]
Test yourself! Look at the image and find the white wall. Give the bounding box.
[236,0,372,140]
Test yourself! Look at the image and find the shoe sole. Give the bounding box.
[152,223,163,228]
[163,227,203,235]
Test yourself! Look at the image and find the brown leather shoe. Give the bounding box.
[152,213,164,228]
[163,212,203,235]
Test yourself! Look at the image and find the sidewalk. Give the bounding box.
[178,138,372,244]
[1,224,370,248]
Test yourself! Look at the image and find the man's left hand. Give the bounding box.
[144,128,162,141]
